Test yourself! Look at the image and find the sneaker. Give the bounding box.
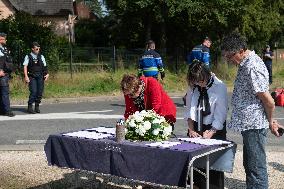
[4,111,15,117]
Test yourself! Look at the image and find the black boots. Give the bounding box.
[27,104,35,114]
[27,103,40,114]
[35,103,40,113]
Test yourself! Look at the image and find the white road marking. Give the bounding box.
[170,96,183,99]
[0,110,124,121]
[16,140,46,144]
[1,109,283,122]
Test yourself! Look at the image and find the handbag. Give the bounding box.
[276,90,284,107]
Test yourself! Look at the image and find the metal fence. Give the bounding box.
[57,46,189,73]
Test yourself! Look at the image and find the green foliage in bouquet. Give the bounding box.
[125,110,172,141]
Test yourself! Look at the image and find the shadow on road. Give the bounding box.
[27,171,103,189]
[225,177,246,189]
[26,171,166,189]
[11,107,27,113]
[174,103,184,107]
[268,162,284,172]
[110,103,125,107]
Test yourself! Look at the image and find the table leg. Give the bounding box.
[206,155,209,189]
[190,165,193,189]
[73,171,79,188]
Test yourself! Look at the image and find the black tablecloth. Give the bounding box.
[44,134,236,187]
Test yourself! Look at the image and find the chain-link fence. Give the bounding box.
[56,46,190,73]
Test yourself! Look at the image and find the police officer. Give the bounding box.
[262,45,274,84]
[0,32,15,117]
[138,40,165,80]
[23,42,49,114]
[183,37,212,106]
[187,36,212,68]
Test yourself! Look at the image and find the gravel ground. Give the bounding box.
[0,150,284,189]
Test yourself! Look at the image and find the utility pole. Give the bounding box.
[67,14,77,79]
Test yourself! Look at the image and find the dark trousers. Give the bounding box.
[191,122,227,189]
[0,85,11,113]
[264,62,272,84]
[28,74,44,105]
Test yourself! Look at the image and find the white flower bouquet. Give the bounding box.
[125,110,172,141]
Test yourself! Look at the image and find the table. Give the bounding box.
[45,132,236,188]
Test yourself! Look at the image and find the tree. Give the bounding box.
[0,11,66,72]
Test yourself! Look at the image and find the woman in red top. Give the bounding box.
[121,74,176,126]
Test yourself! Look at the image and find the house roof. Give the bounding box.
[9,0,74,16]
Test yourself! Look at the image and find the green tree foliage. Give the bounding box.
[104,0,283,54]
[76,0,104,18]
[75,18,110,46]
[0,11,68,73]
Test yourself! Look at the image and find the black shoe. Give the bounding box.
[27,104,35,114]
[35,103,40,113]
[4,111,15,117]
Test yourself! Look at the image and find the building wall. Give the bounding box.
[274,49,284,61]
[0,0,15,19]
[38,16,69,37]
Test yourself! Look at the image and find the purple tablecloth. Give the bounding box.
[44,134,236,187]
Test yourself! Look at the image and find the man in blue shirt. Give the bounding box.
[138,40,165,80]
[262,45,274,84]
[187,37,212,68]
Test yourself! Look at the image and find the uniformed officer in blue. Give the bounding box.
[262,45,274,84]
[187,36,212,68]
[23,42,49,114]
[0,32,15,117]
[138,40,165,80]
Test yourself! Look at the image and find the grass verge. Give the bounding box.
[9,60,284,101]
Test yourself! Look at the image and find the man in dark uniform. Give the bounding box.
[262,45,274,84]
[23,42,49,114]
[183,37,212,106]
[187,36,212,68]
[138,40,165,80]
[0,32,15,117]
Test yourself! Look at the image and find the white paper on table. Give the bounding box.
[85,127,116,135]
[178,137,231,146]
[146,141,181,148]
[63,131,113,139]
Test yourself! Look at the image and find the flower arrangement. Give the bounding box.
[125,110,172,141]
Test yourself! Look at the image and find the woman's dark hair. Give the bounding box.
[187,60,211,86]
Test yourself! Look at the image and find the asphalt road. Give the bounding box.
[0,94,283,150]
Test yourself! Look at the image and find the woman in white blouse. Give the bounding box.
[184,60,228,189]
[185,61,228,139]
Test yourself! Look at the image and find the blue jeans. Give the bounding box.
[28,74,44,105]
[241,129,268,189]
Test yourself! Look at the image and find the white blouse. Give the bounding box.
[184,75,228,130]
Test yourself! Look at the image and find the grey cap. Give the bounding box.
[0,32,7,38]
[266,45,270,48]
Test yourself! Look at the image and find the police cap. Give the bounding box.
[204,36,212,43]
[0,32,7,38]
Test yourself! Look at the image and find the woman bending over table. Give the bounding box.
[184,60,228,189]
[121,74,176,128]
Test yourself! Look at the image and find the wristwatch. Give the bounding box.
[209,128,217,133]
